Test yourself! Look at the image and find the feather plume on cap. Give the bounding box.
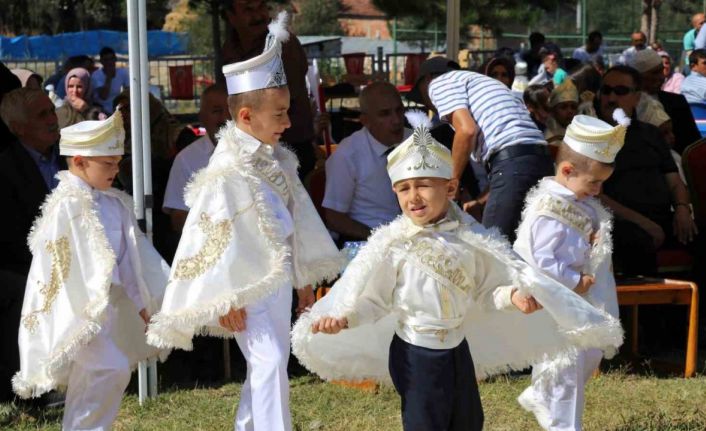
[266,11,290,49]
[612,108,631,128]
[405,110,432,131]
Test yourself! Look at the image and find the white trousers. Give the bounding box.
[62,307,131,431]
[519,348,603,431]
[233,286,293,431]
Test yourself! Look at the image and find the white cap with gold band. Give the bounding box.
[59,109,125,156]
[386,110,452,185]
[562,108,630,164]
[222,11,289,95]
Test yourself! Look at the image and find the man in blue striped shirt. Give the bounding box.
[681,49,706,104]
[408,57,553,241]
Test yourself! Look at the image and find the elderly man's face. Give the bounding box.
[15,94,59,150]
[226,0,269,37]
[631,33,646,49]
[199,89,231,143]
[694,13,706,31]
[361,91,405,147]
[599,71,639,123]
[642,63,665,95]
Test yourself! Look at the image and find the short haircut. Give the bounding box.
[200,83,228,106]
[529,32,545,46]
[556,141,613,172]
[359,81,400,114]
[588,31,602,43]
[227,87,275,115]
[603,65,642,89]
[99,46,116,58]
[689,49,706,66]
[523,84,549,109]
[0,87,46,133]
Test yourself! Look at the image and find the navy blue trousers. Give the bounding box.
[483,152,554,242]
[388,335,484,431]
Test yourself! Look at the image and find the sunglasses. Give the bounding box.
[601,85,634,96]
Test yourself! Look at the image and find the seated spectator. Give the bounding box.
[56,68,104,128]
[45,55,95,100]
[163,84,230,233]
[681,49,706,104]
[481,56,515,89]
[545,80,579,153]
[659,51,684,94]
[322,81,409,243]
[10,69,43,89]
[91,47,130,114]
[632,49,702,153]
[0,62,21,149]
[595,66,702,277]
[683,12,705,69]
[572,30,604,64]
[618,31,649,65]
[523,84,551,132]
[0,88,65,401]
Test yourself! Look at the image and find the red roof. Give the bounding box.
[340,0,386,18]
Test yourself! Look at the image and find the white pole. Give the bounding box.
[446,0,460,62]
[137,0,158,399]
[127,0,149,405]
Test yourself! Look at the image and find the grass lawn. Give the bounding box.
[2,370,705,431]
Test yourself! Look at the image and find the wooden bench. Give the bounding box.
[616,279,699,377]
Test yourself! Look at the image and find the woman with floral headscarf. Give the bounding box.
[56,67,104,128]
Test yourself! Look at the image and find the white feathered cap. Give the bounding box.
[222,11,289,95]
[59,109,125,156]
[563,109,630,163]
[387,110,452,184]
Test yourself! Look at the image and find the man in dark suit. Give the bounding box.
[0,87,64,401]
[0,62,21,149]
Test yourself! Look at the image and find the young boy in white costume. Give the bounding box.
[13,110,170,430]
[514,111,629,431]
[292,112,624,431]
[147,12,342,431]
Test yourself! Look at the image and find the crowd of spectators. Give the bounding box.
[1,4,705,404]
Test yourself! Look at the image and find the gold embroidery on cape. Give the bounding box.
[536,195,593,237]
[22,237,71,333]
[402,238,473,293]
[173,213,233,280]
[253,156,290,201]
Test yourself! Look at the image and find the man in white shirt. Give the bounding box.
[163,84,230,231]
[322,82,408,242]
[572,31,604,64]
[91,47,130,114]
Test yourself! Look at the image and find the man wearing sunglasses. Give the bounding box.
[596,65,701,278]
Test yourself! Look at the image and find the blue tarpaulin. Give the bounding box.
[1,30,188,60]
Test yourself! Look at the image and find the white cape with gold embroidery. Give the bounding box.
[13,171,170,398]
[292,203,623,383]
[147,122,343,350]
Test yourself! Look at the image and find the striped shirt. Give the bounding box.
[680,71,706,104]
[428,70,546,163]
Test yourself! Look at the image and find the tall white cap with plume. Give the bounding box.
[222,11,289,95]
[562,108,629,163]
[386,110,452,184]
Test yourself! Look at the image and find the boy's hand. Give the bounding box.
[138,308,150,331]
[219,307,247,332]
[311,317,348,334]
[574,274,595,295]
[296,285,316,316]
[511,289,542,314]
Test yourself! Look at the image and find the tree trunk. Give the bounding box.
[650,0,662,44]
[641,0,651,39]
[210,0,223,84]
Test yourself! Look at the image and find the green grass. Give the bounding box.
[2,372,705,430]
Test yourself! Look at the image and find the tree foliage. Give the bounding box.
[293,0,345,36]
[0,0,170,35]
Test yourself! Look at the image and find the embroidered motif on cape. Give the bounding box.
[23,236,71,333]
[173,213,233,280]
[253,155,290,201]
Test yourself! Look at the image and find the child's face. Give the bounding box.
[71,155,122,190]
[393,177,457,226]
[237,87,291,145]
[552,101,578,128]
[559,161,614,200]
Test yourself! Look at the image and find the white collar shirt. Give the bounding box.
[163,135,215,212]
